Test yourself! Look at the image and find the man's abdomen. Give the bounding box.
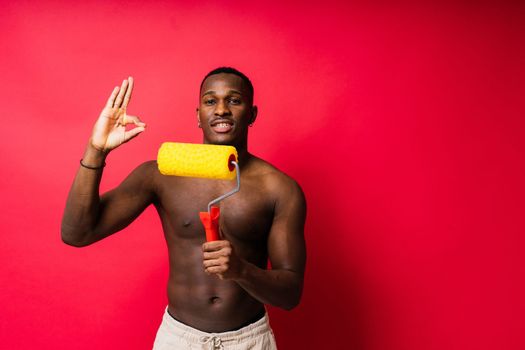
[166,274,265,333]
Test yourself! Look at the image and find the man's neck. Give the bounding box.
[236,147,253,169]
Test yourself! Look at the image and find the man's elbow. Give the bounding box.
[61,235,89,247]
[282,300,300,311]
[280,288,303,311]
[60,225,91,247]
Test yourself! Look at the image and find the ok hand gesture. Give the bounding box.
[90,77,146,153]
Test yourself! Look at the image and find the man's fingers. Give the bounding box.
[203,251,224,260]
[203,258,227,268]
[123,126,145,143]
[105,77,133,109]
[205,265,226,279]
[122,77,134,108]
[113,79,129,108]
[121,114,146,127]
[106,86,120,108]
[202,240,229,251]
[206,266,225,274]
[205,265,227,274]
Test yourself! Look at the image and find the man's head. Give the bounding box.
[197,67,257,148]
[199,67,254,103]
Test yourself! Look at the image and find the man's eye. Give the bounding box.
[229,98,241,105]
[204,99,216,105]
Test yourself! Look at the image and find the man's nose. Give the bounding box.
[215,100,231,116]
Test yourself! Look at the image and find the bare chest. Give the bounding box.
[154,176,274,245]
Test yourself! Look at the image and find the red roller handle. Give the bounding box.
[199,206,220,241]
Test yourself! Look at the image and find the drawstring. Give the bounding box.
[199,335,224,350]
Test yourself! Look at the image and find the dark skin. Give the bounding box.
[61,73,306,332]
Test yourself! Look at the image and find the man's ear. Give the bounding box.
[196,108,201,128]
[250,105,258,125]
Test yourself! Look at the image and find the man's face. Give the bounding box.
[197,73,256,146]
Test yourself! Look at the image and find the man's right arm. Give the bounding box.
[61,77,150,247]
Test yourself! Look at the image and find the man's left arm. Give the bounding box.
[202,179,306,310]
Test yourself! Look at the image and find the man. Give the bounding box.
[61,67,306,349]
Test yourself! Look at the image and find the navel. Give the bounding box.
[182,219,192,227]
[209,296,222,305]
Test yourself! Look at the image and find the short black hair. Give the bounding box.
[200,67,254,101]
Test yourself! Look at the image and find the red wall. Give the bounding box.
[1,1,524,349]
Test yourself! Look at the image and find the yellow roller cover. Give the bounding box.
[157,142,238,180]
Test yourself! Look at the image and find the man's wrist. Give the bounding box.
[82,142,108,168]
[236,259,253,282]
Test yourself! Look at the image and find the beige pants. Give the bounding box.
[153,308,277,350]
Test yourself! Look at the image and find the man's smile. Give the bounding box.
[210,119,234,133]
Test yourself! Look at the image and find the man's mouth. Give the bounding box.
[211,121,233,133]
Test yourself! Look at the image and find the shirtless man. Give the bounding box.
[61,67,306,349]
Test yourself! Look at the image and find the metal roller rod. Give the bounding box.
[207,161,240,213]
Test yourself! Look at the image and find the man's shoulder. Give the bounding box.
[248,156,304,198]
[126,160,162,186]
[131,160,159,175]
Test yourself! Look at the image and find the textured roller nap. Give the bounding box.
[157,142,238,180]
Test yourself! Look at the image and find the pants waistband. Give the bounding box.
[161,307,272,345]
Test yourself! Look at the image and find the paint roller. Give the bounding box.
[157,142,240,242]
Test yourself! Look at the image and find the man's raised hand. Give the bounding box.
[90,77,146,153]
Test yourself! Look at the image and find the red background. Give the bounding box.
[1,1,524,349]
